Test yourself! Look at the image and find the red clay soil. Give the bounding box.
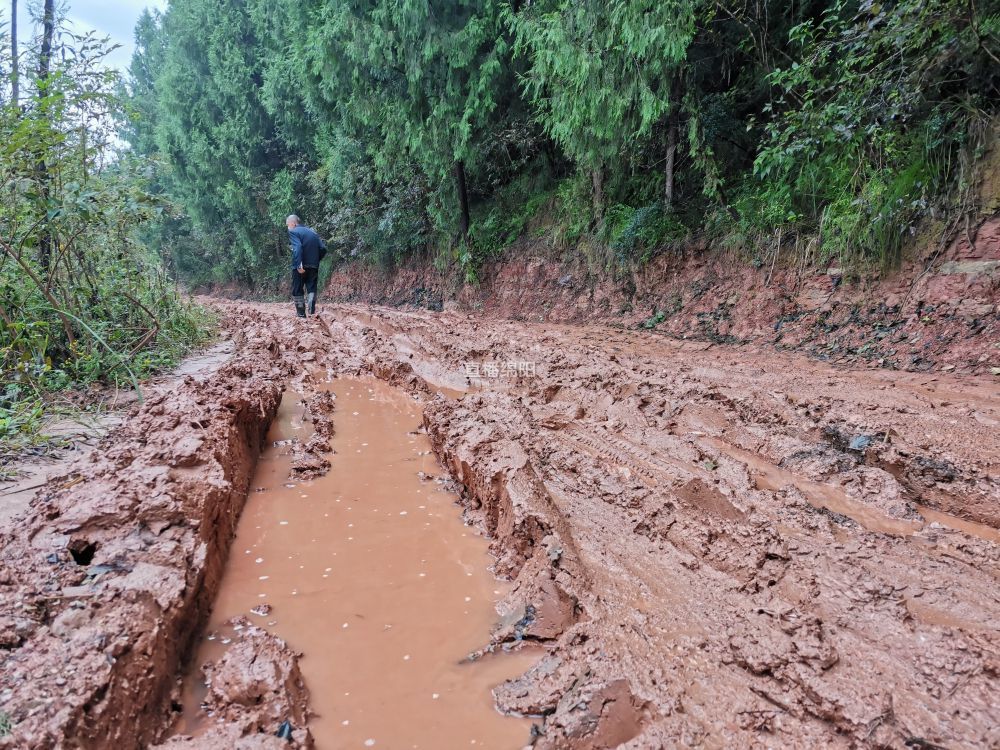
[0,308,337,749]
[155,618,312,750]
[325,215,1000,376]
[2,293,998,748]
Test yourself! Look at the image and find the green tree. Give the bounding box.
[0,10,209,437]
[286,0,520,239]
[510,0,697,214]
[148,0,292,284]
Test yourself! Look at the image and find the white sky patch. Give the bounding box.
[6,0,168,73]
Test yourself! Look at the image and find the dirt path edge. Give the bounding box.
[0,314,290,749]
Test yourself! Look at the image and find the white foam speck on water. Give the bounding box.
[258,576,269,580]
[255,558,264,564]
[342,622,349,628]
[280,521,289,525]
[399,511,408,516]
[403,654,410,661]
[365,740,376,747]
[432,693,439,700]
[342,720,350,726]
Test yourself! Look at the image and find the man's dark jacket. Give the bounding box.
[289,225,325,270]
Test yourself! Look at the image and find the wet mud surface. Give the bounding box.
[0,340,236,526]
[1,299,998,748]
[173,378,538,748]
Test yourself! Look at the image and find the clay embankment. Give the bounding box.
[0,308,329,748]
[325,215,1000,375]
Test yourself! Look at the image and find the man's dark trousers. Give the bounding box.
[292,267,319,315]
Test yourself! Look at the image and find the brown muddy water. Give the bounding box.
[181,378,537,748]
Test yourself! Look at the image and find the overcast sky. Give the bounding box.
[9,0,168,72]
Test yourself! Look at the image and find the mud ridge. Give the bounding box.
[326,303,999,748]
[0,309,297,748]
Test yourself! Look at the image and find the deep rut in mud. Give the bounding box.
[1,300,998,749]
[176,378,538,748]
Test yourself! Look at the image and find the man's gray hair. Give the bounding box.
[286,214,301,225]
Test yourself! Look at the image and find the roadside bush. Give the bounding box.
[0,20,213,459]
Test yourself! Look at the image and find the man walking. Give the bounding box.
[286,214,326,317]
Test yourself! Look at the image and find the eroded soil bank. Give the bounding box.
[1,298,998,748]
[325,215,1000,376]
[172,377,538,748]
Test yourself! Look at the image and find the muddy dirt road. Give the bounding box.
[1,301,997,749]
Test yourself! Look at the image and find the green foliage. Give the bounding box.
[550,175,594,248]
[140,0,291,284]
[750,0,997,267]
[642,310,667,329]
[124,0,998,285]
[607,204,688,263]
[0,12,213,459]
[509,0,695,172]
[467,166,555,260]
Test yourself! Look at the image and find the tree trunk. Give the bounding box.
[455,160,470,239]
[10,0,18,110]
[37,0,55,270]
[39,0,55,95]
[591,167,604,221]
[664,72,683,211]
[664,109,678,210]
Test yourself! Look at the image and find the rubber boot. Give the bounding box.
[293,296,306,318]
[307,292,316,315]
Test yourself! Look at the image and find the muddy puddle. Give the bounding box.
[180,378,537,748]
